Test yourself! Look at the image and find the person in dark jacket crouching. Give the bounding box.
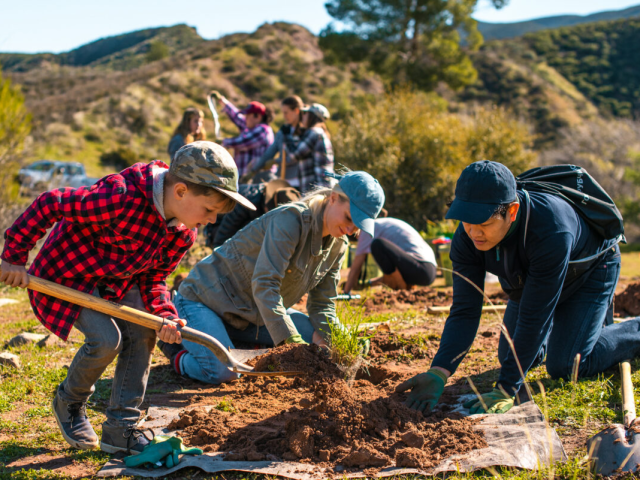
[203,179,301,248]
[397,160,636,415]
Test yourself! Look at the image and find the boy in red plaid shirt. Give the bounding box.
[0,142,255,454]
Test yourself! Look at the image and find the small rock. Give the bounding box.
[7,332,47,348]
[36,334,61,348]
[334,465,345,473]
[0,299,18,307]
[400,430,425,449]
[481,331,495,338]
[342,446,390,467]
[319,449,331,462]
[396,447,433,469]
[299,398,313,408]
[0,352,20,369]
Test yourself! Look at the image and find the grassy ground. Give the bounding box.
[1,255,640,479]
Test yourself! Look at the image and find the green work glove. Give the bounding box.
[284,334,308,345]
[395,368,447,413]
[124,435,203,469]
[463,387,514,414]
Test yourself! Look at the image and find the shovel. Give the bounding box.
[2,269,303,377]
[587,360,640,475]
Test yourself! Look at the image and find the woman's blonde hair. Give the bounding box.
[173,107,206,143]
[302,183,349,218]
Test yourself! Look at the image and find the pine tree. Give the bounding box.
[320,0,508,91]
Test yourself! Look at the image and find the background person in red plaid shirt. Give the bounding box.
[0,141,255,455]
[210,90,275,178]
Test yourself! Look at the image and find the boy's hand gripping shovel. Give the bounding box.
[587,360,640,475]
[1,269,303,377]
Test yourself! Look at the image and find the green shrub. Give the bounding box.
[146,41,170,63]
[99,147,140,170]
[334,89,535,227]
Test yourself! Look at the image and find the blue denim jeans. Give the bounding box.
[58,286,157,427]
[174,292,316,384]
[499,246,640,385]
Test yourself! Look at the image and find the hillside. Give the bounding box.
[477,4,640,40]
[4,15,640,182]
[2,22,382,177]
[0,24,204,72]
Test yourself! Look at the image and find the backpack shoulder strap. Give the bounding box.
[522,189,531,250]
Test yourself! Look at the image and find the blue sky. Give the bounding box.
[1,0,637,54]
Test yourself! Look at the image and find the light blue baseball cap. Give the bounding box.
[328,171,385,236]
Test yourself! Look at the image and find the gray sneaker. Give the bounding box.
[52,394,99,450]
[100,423,154,455]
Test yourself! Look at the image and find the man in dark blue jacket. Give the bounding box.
[396,160,638,414]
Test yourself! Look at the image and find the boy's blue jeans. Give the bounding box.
[499,245,640,386]
[57,286,156,427]
[174,292,316,384]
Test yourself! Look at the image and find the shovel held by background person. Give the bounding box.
[0,267,302,377]
[207,92,222,140]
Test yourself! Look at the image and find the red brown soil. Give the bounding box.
[168,343,487,473]
[350,286,508,315]
[367,328,438,365]
[615,281,640,317]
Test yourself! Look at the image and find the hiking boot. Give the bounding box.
[157,339,187,375]
[100,423,154,455]
[52,393,99,450]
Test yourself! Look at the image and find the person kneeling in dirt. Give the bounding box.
[0,142,255,453]
[343,217,437,293]
[397,160,633,415]
[203,179,301,248]
[158,171,385,384]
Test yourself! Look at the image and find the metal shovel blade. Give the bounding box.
[587,425,640,476]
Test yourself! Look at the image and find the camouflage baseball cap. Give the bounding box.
[170,141,256,211]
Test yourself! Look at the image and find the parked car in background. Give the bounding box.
[18,160,98,194]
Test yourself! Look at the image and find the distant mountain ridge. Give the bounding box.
[0,24,203,72]
[477,4,640,40]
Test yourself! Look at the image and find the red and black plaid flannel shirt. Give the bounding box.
[1,161,196,340]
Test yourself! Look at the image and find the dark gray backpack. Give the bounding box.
[516,165,625,242]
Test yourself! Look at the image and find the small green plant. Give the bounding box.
[215,397,235,413]
[329,301,373,371]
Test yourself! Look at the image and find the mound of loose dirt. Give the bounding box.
[249,344,343,378]
[615,281,640,316]
[168,342,487,472]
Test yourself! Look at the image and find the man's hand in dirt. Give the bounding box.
[395,368,448,412]
[157,318,186,344]
[463,387,514,414]
[0,262,29,288]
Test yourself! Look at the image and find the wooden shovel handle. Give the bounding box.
[621,360,636,427]
[0,267,250,370]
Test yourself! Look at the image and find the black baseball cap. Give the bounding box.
[445,161,517,224]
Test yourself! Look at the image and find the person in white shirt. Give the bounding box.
[344,217,437,292]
